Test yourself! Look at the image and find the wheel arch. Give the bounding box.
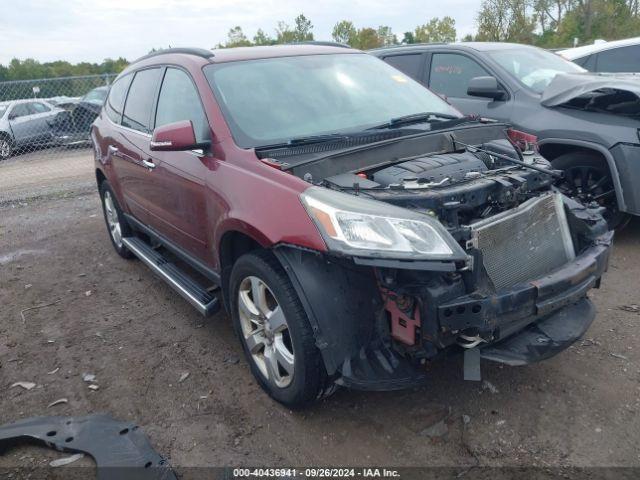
[538,138,626,212]
[218,229,266,311]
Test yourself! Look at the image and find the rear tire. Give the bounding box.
[99,181,135,259]
[229,250,331,408]
[0,135,13,160]
[552,152,630,230]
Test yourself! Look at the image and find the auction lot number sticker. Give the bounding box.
[233,468,401,478]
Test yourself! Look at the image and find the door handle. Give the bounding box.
[142,159,156,170]
[107,145,119,156]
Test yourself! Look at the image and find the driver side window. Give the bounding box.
[155,68,209,143]
[429,53,490,99]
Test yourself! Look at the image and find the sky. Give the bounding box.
[1,0,483,65]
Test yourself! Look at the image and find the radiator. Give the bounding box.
[469,193,575,290]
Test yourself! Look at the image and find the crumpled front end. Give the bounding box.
[274,193,612,391]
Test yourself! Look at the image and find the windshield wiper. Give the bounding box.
[367,111,460,130]
[288,133,351,146]
[255,133,351,150]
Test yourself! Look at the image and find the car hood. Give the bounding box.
[541,72,640,107]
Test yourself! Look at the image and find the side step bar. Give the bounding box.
[122,237,220,317]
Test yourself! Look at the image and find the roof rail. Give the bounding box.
[294,41,351,49]
[133,47,215,64]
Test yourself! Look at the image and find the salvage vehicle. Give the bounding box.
[0,99,64,160]
[52,86,109,146]
[92,45,612,407]
[372,42,640,228]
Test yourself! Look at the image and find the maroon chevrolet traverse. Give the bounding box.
[92,44,612,407]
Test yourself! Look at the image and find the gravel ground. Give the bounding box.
[0,152,639,475]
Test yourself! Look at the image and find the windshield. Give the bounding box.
[204,53,460,148]
[0,105,7,118]
[487,48,586,94]
[83,88,108,105]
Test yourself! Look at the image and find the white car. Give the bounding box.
[558,37,640,72]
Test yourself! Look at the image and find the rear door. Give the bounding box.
[144,67,211,260]
[426,51,513,121]
[594,45,640,72]
[7,103,34,145]
[108,67,163,225]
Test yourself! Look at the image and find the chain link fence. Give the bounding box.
[0,74,117,204]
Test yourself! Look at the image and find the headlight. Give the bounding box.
[300,186,466,260]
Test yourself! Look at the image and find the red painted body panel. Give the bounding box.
[93,49,328,273]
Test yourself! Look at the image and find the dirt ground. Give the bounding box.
[0,150,639,475]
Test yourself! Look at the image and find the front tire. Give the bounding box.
[99,181,135,259]
[553,152,630,230]
[230,250,330,408]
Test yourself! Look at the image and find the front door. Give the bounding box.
[143,67,212,261]
[427,52,513,121]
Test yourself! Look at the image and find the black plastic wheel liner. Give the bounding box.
[0,414,176,480]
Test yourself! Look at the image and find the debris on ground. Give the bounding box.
[482,380,499,394]
[462,414,471,426]
[88,384,99,391]
[50,453,84,467]
[419,419,449,439]
[84,290,92,297]
[19,299,61,323]
[178,372,190,383]
[610,353,628,360]
[11,382,36,390]
[47,398,68,408]
[82,373,96,383]
[224,356,240,365]
[47,367,60,375]
[618,304,639,313]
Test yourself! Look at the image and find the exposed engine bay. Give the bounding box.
[321,138,557,242]
[267,123,612,388]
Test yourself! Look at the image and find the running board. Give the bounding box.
[122,237,220,317]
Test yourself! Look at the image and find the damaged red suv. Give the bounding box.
[92,44,612,407]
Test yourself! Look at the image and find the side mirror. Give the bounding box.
[8,112,17,120]
[467,76,506,100]
[150,120,209,152]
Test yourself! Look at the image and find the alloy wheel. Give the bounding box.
[103,191,123,248]
[238,275,294,388]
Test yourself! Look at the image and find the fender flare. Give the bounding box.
[538,137,626,212]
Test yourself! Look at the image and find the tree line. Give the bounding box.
[2,1,639,82]
[0,58,129,83]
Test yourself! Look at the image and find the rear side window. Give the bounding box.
[155,68,209,143]
[10,104,30,118]
[383,54,423,81]
[106,75,132,125]
[429,53,490,98]
[573,54,593,69]
[122,68,162,133]
[596,45,640,72]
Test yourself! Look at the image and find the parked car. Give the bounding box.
[559,37,640,72]
[46,96,81,110]
[371,42,640,228]
[0,99,64,160]
[93,45,611,407]
[52,86,109,146]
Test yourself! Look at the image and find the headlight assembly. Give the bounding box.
[300,186,467,261]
